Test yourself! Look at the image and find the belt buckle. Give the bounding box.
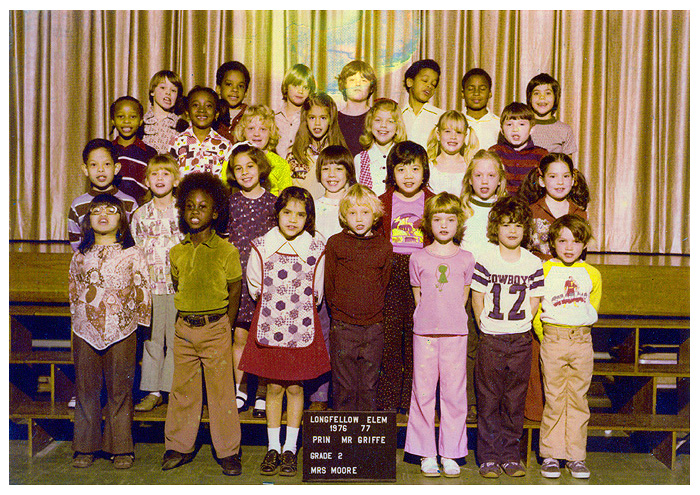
[185,314,206,327]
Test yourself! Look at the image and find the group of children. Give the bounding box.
[66,57,601,481]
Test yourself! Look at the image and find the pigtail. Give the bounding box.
[517,167,545,205]
[569,169,590,210]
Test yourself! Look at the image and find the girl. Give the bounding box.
[406,192,475,478]
[426,110,480,197]
[376,141,435,413]
[287,92,347,199]
[314,145,356,240]
[275,64,316,159]
[336,60,377,156]
[526,73,578,156]
[239,187,329,477]
[143,70,187,154]
[232,104,293,195]
[226,143,278,419]
[355,98,407,196]
[68,194,151,469]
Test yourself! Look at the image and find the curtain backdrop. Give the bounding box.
[8,10,690,254]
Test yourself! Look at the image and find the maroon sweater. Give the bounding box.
[324,229,393,325]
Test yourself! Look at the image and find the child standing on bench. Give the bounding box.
[69,194,151,469]
[534,215,600,480]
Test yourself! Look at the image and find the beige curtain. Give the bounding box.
[9,10,689,254]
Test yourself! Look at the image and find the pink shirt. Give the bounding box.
[390,192,425,254]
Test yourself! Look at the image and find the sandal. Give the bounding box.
[279,450,298,477]
[421,456,440,477]
[441,458,461,477]
[260,449,280,475]
[72,452,94,468]
[113,453,135,469]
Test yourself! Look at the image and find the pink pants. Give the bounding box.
[404,334,468,459]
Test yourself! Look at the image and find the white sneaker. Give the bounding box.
[541,457,561,478]
[441,458,460,477]
[420,456,440,477]
[68,396,76,408]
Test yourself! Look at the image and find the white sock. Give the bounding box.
[267,427,281,453]
[151,391,161,398]
[283,427,299,454]
[235,384,247,400]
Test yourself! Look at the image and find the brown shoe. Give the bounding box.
[113,454,134,469]
[308,401,328,411]
[279,450,298,476]
[73,453,94,468]
[259,449,280,476]
[135,393,163,412]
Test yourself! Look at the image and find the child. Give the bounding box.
[215,61,251,137]
[169,86,233,179]
[527,73,577,156]
[324,184,392,411]
[405,192,475,478]
[461,68,501,150]
[376,141,435,413]
[162,172,243,477]
[68,194,151,469]
[489,102,548,195]
[226,143,278,418]
[400,59,444,150]
[275,64,317,159]
[232,104,293,195]
[534,215,600,480]
[336,60,377,156]
[519,153,590,260]
[130,154,184,413]
[471,195,544,479]
[143,70,186,154]
[458,150,508,422]
[355,98,407,196]
[314,145,356,240]
[68,139,138,251]
[426,110,480,196]
[287,92,347,199]
[110,95,157,204]
[239,187,329,477]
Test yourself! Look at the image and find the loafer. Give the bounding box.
[501,461,526,477]
[220,453,242,476]
[279,450,298,476]
[252,397,266,418]
[260,449,280,475]
[162,450,195,471]
[135,394,163,412]
[308,401,328,411]
[236,394,248,413]
[113,454,134,469]
[479,461,501,478]
[72,453,94,468]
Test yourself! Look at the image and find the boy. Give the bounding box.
[131,154,183,412]
[275,64,316,159]
[526,73,578,156]
[400,59,444,150]
[324,184,393,411]
[470,196,544,478]
[489,102,548,195]
[215,61,251,139]
[533,215,600,480]
[68,139,138,251]
[162,172,242,476]
[111,96,157,205]
[336,60,377,156]
[462,68,501,150]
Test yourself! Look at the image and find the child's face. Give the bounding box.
[431,212,459,244]
[345,204,374,237]
[531,83,555,118]
[112,100,143,140]
[393,160,423,197]
[320,162,349,195]
[232,152,261,192]
[462,74,492,112]
[151,78,179,112]
[438,123,466,155]
[145,167,179,198]
[371,110,398,146]
[344,72,371,103]
[89,203,121,237]
[278,198,307,240]
[497,219,525,250]
[287,83,311,107]
[188,91,218,130]
[502,119,533,147]
[217,70,247,110]
[539,161,573,201]
[407,68,439,104]
[184,189,217,232]
[469,159,501,200]
[82,148,121,191]
[243,116,271,149]
[307,105,330,141]
[553,226,585,264]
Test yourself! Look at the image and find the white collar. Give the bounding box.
[260,227,315,260]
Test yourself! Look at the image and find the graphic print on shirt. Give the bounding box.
[554,276,587,307]
[472,264,542,322]
[391,213,423,247]
[435,263,449,291]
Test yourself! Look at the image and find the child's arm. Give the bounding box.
[246,246,263,300]
[529,296,543,323]
[471,291,485,329]
[323,243,336,305]
[68,255,81,312]
[463,285,471,307]
[227,280,242,326]
[132,248,152,327]
[313,251,326,305]
[411,286,421,307]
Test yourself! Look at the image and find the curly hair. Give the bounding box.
[358,98,407,150]
[232,104,280,152]
[175,172,230,235]
[403,59,441,91]
[486,195,533,247]
[517,153,590,209]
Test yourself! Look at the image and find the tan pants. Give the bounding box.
[539,324,593,461]
[165,314,241,458]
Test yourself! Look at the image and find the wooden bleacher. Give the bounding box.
[8,243,690,467]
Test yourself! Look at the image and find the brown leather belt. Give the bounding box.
[179,312,225,327]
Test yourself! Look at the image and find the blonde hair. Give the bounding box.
[281,64,317,101]
[145,153,181,180]
[358,99,407,150]
[232,104,280,152]
[422,192,466,245]
[338,183,384,229]
[459,150,508,218]
[426,110,480,163]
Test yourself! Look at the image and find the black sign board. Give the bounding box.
[302,411,397,482]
